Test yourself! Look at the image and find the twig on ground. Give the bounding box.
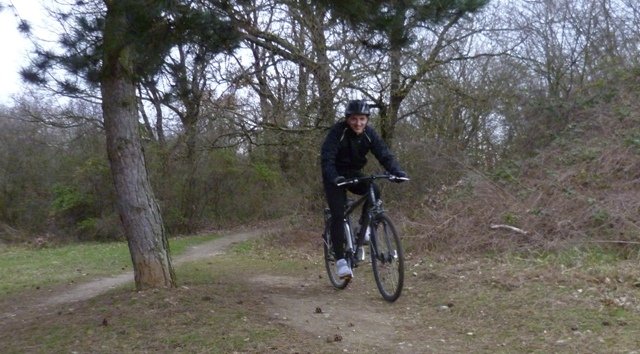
[490,224,528,235]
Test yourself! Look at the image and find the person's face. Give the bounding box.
[347,114,368,135]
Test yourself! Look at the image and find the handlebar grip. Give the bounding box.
[336,174,409,186]
[336,178,359,187]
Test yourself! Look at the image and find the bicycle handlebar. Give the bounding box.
[336,174,410,187]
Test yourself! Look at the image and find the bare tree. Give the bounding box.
[229,0,337,128]
[319,0,492,144]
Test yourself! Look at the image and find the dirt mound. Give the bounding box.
[408,75,640,254]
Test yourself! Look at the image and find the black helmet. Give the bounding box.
[344,99,370,117]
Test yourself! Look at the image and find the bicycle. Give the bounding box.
[322,173,409,302]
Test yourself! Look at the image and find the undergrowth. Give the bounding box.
[400,72,640,257]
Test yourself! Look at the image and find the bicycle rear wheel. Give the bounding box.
[323,220,350,289]
[370,214,404,302]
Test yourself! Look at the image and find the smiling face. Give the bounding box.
[346,114,368,135]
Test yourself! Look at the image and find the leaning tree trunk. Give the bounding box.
[101,0,175,289]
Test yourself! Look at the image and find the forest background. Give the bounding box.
[1,0,639,259]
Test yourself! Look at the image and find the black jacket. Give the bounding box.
[321,121,401,183]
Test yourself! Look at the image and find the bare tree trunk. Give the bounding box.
[384,44,403,144]
[140,78,167,146]
[173,44,213,232]
[377,4,408,145]
[308,19,335,126]
[182,118,199,232]
[101,0,175,290]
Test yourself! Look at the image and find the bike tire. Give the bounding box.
[323,219,350,289]
[370,214,404,302]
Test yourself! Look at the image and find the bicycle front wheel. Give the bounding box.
[323,220,350,289]
[370,214,404,302]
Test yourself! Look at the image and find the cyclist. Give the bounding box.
[321,99,408,279]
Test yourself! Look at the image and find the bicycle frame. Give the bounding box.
[323,173,409,301]
[342,193,367,263]
[337,174,405,266]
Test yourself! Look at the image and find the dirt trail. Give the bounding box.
[2,228,425,352]
[1,229,265,322]
[43,229,264,306]
[249,274,418,352]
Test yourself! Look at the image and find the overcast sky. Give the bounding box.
[0,0,50,105]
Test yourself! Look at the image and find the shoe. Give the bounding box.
[336,258,352,279]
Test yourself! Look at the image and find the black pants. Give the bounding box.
[324,180,380,260]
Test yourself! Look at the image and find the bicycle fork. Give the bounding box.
[371,221,398,264]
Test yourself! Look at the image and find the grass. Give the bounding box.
[402,248,640,352]
[2,231,640,353]
[1,238,312,354]
[0,233,220,296]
